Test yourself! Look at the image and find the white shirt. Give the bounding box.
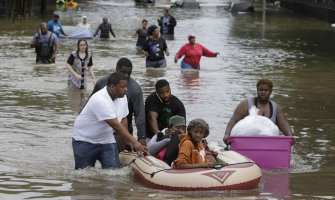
[78,23,91,29]
[73,87,129,144]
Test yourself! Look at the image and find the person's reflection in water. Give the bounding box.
[67,88,88,114]
[180,69,200,87]
[71,180,117,200]
[143,68,167,92]
[179,70,200,105]
[261,171,292,198]
[162,34,175,41]
[32,64,55,77]
[144,68,166,79]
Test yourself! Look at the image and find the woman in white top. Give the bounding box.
[78,16,91,29]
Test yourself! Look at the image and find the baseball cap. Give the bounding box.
[53,12,60,17]
[169,115,186,127]
[188,34,195,40]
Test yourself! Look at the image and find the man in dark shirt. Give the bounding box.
[157,9,177,35]
[142,25,169,68]
[145,79,186,139]
[93,17,116,39]
[90,58,146,146]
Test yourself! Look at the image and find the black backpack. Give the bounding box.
[35,32,54,57]
[164,130,182,166]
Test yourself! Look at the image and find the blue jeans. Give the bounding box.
[181,60,199,70]
[72,139,122,169]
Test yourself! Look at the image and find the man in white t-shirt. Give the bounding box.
[72,72,147,169]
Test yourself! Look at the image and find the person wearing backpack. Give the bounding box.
[30,22,59,64]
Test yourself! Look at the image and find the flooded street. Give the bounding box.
[1,0,335,199]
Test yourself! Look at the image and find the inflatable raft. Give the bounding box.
[119,150,261,191]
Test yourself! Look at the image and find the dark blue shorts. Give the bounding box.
[72,139,122,169]
[146,59,166,68]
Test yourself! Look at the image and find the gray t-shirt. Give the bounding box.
[32,31,59,47]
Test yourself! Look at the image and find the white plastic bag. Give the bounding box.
[231,105,279,136]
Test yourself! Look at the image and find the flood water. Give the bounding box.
[1,0,335,199]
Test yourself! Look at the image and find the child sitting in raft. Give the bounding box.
[173,118,216,169]
[147,115,186,156]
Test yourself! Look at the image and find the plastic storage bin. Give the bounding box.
[227,136,294,169]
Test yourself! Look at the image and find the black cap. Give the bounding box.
[53,12,60,17]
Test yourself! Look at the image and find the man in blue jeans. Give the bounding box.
[90,58,147,149]
[72,72,147,169]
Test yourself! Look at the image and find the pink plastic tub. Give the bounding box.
[227,136,294,169]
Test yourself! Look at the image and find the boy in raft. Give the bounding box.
[147,115,186,156]
[173,118,216,169]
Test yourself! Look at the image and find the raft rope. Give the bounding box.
[125,156,257,178]
[126,157,172,178]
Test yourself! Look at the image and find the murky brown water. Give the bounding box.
[1,0,335,199]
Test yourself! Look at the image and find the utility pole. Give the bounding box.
[262,0,266,38]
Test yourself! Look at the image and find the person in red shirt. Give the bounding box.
[174,34,219,70]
